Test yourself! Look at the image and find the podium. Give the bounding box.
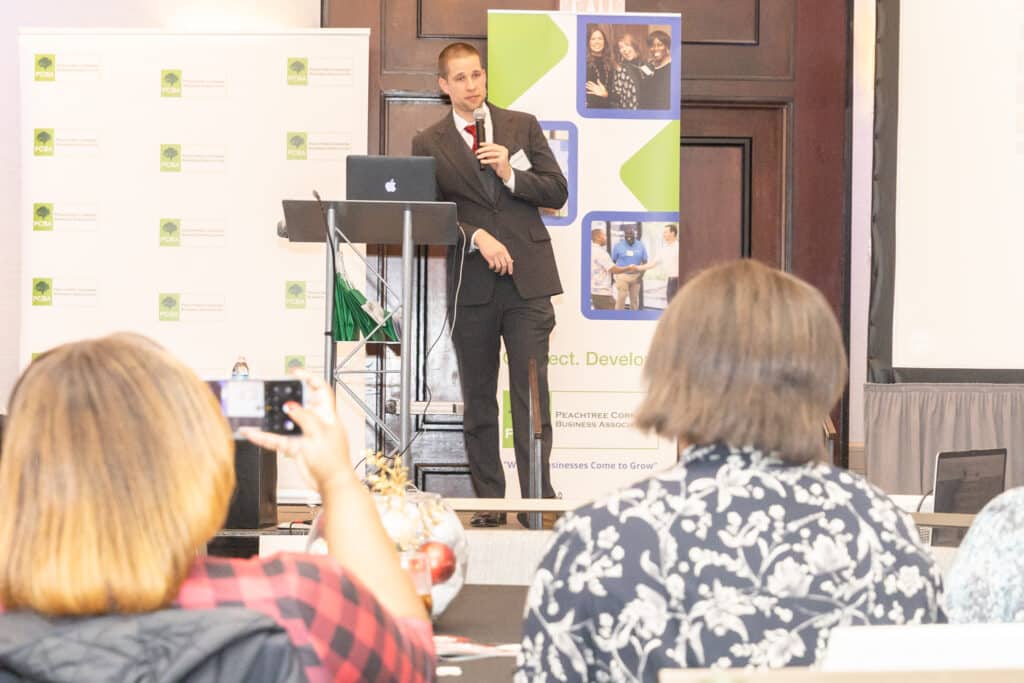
[279,198,457,467]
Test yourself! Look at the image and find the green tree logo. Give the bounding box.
[33,128,55,156]
[158,293,181,321]
[286,132,307,160]
[285,280,306,308]
[284,355,306,373]
[159,218,181,246]
[287,57,308,85]
[33,203,54,231]
[32,278,53,306]
[160,144,181,172]
[35,54,56,81]
[161,69,182,97]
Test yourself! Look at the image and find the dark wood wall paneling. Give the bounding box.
[681,105,785,271]
[632,0,758,44]
[419,0,556,37]
[326,0,852,484]
[679,141,747,282]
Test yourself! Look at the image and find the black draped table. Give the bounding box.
[434,584,529,680]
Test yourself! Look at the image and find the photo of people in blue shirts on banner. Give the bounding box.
[577,15,682,120]
[582,213,681,321]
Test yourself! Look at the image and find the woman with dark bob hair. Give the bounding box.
[0,333,435,681]
[517,260,942,681]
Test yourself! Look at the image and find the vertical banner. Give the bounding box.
[19,30,369,488]
[489,11,682,498]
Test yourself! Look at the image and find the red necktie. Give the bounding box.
[464,123,478,151]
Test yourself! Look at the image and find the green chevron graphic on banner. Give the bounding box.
[487,14,567,108]
[620,120,680,211]
[502,390,513,449]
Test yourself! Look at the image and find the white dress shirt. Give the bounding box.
[661,240,679,278]
[452,104,516,250]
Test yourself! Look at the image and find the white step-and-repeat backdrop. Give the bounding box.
[18,29,368,487]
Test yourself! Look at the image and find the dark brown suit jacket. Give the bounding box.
[411,103,567,305]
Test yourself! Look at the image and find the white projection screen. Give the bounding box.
[885,0,1024,373]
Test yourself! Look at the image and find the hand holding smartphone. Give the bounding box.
[237,371,354,493]
[208,378,304,436]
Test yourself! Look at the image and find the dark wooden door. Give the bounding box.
[328,0,851,487]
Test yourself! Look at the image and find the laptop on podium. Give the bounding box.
[346,155,436,201]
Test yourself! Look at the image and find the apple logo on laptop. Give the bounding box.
[385,178,397,193]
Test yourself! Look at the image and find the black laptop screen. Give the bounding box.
[933,449,1007,515]
[931,448,1007,546]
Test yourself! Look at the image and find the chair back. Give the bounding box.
[660,623,1024,682]
[659,669,1024,682]
[822,622,1024,672]
[0,607,305,683]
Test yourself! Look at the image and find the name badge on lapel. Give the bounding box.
[510,149,532,171]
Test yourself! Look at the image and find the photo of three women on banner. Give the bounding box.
[584,22,672,111]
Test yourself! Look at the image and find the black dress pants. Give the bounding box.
[452,276,556,499]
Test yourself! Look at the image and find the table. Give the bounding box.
[434,584,528,680]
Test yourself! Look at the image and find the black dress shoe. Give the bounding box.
[470,512,506,528]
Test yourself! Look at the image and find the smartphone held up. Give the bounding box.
[207,378,304,436]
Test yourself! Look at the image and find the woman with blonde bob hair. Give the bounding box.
[0,333,435,682]
[518,260,943,682]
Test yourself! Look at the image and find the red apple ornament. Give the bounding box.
[420,540,456,584]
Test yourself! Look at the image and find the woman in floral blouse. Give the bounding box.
[517,260,943,682]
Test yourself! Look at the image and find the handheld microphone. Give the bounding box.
[473,107,487,170]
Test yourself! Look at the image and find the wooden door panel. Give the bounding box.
[383,96,449,155]
[630,0,758,44]
[682,105,785,270]
[383,0,440,71]
[420,0,558,38]
[679,144,745,282]
[628,0,794,80]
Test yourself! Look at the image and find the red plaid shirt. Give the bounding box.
[175,553,436,683]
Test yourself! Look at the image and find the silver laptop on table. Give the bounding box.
[921,448,1007,547]
[346,155,436,201]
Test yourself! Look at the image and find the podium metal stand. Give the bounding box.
[279,199,458,468]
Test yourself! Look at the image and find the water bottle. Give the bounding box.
[231,356,250,379]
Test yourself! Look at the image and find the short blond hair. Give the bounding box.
[0,333,234,615]
[635,260,846,463]
[437,42,481,78]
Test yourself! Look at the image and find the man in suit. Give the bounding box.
[412,43,567,527]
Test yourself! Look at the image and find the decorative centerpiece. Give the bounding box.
[307,452,468,618]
